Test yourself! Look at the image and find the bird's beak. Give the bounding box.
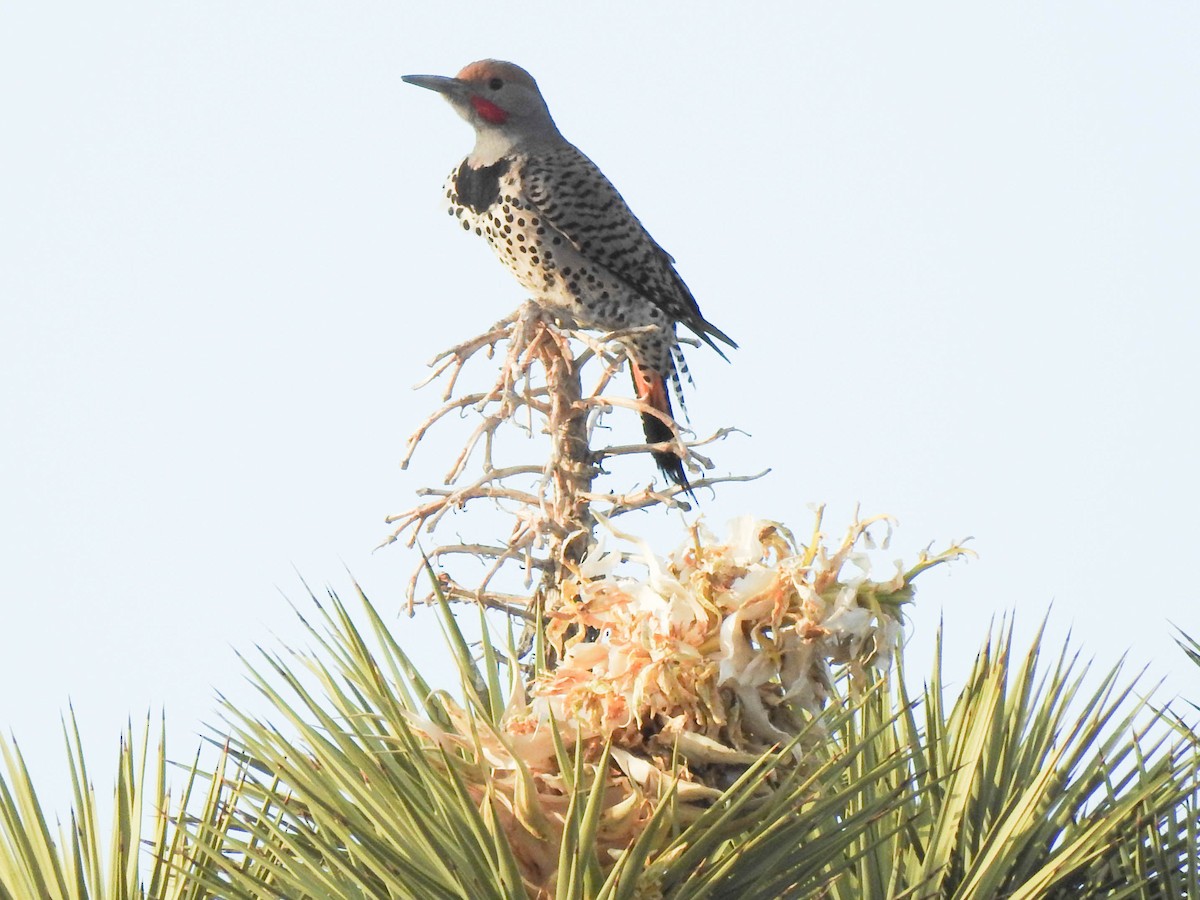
[401,74,466,97]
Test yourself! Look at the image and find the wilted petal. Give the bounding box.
[726,515,765,565]
[578,535,617,580]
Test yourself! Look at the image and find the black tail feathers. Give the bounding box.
[632,368,695,499]
[641,408,693,496]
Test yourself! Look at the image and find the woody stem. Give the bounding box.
[542,333,597,613]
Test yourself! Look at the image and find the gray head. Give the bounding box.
[403,60,564,164]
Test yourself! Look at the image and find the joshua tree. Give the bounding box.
[0,302,1195,900]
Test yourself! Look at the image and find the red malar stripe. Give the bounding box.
[470,96,509,125]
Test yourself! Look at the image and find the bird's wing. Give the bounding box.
[520,147,735,354]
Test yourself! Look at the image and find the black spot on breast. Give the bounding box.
[454,158,512,214]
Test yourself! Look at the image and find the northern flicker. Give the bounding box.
[402,60,735,493]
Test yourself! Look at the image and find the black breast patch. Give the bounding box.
[454,158,512,214]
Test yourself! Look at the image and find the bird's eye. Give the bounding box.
[488,78,503,91]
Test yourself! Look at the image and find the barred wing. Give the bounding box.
[519,146,735,355]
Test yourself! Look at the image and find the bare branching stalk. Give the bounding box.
[385,301,761,618]
[541,322,595,596]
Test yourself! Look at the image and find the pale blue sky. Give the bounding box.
[2,2,1198,813]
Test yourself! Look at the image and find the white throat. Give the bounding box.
[468,127,520,167]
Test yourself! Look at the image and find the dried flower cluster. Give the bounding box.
[410,511,970,887]
[508,510,968,769]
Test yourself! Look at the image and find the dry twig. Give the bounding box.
[388,301,760,615]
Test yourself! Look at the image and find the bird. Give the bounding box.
[402,60,735,494]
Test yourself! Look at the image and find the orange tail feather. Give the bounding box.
[630,364,693,497]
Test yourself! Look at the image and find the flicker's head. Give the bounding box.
[403,60,561,160]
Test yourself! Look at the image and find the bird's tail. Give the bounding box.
[630,363,693,497]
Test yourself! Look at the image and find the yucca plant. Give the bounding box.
[2,303,1198,900]
[830,623,1199,898]
[162,282,1195,895]
[176,571,918,899]
[162,576,1198,899]
[0,711,227,900]
[3,603,1196,898]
